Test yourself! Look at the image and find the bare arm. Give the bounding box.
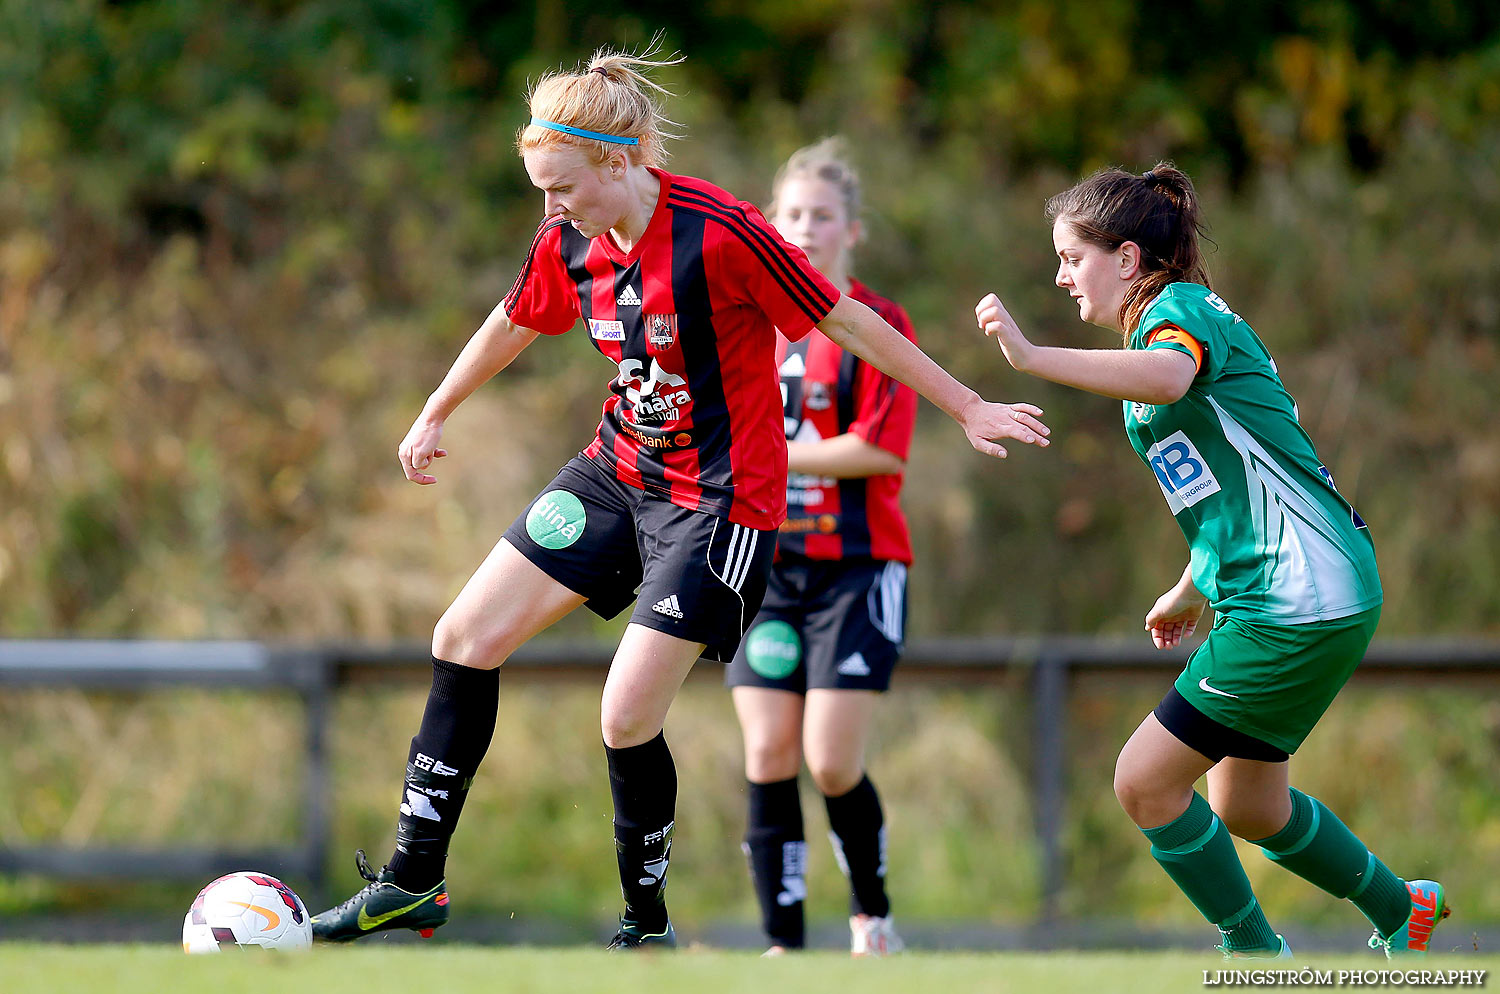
[817,294,1049,458]
[398,302,542,484]
[1144,563,1209,649]
[975,293,1197,405]
[787,432,904,478]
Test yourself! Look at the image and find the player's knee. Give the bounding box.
[431,613,514,669]
[600,710,662,750]
[1113,761,1157,826]
[807,758,862,797]
[1215,802,1285,841]
[743,736,801,782]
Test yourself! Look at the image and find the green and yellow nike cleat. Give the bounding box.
[606,914,677,950]
[311,850,449,942]
[1369,879,1451,958]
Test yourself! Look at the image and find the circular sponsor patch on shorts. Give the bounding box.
[525,490,586,550]
[745,620,801,680]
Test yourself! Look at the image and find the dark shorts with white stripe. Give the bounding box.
[502,454,776,662]
[725,559,908,693]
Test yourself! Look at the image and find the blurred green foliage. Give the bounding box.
[3,1,1499,640]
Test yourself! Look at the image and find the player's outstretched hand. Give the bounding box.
[398,417,448,485]
[1144,585,1208,649]
[958,397,1050,459]
[975,292,1037,372]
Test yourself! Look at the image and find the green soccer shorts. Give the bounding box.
[1173,606,1382,755]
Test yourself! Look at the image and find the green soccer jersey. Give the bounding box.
[1123,282,1382,623]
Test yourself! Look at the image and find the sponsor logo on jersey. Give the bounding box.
[1203,291,1243,323]
[778,513,838,534]
[787,452,834,506]
[616,356,690,424]
[588,318,625,341]
[651,594,685,619]
[1146,430,1221,514]
[618,420,694,450]
[627,390,692,424]
[644,312,678,351]
[616,284,641,306]
[786,487,826,507]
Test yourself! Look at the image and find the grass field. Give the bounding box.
[3,946,1497,994]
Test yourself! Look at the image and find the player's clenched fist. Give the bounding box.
[398,417,447,485]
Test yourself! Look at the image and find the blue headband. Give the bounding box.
[529,117,639,145]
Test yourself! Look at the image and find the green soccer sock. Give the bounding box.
[1252,788,1411,938]
[1143,792,1280,952]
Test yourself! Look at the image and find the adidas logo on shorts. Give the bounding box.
[616,285,642,306]
[651,594,684,619]
[836,652,871,676]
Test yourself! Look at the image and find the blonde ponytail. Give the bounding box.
[517,37,684,167]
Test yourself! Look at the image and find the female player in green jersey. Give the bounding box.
[975,163,1448,959]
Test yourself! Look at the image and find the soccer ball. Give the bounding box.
[181,871,312,953]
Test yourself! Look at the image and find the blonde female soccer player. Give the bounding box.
[974,162,1447,959]
[308,44,1049,950]
[726,139,914,957]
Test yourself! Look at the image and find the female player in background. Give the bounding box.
[308,43,1050,950]
[726,139,915,957]
[974,162,1447,959]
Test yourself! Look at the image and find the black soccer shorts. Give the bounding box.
[502,455,776,662]
[725,558,907,693]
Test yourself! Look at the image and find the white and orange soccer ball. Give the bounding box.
[181,871,312,953]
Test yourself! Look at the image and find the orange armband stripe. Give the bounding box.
[1147,323,1204,373]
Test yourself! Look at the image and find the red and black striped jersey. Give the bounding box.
[776,279,917,564]
[502,170,840,530]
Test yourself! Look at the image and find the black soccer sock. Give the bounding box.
[744,777,808,948]
[606,731,677,930]
[387,657,499,892]
[824,774,891,918]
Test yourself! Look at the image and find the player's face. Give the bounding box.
[770,176,858,277]
[1053,219,1134,332]
[523,144,626,239]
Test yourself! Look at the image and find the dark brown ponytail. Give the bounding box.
[1045,162,1210,336]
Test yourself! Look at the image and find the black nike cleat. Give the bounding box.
[310,849,449,942]
[606,914,677,950]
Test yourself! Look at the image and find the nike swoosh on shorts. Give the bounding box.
[1198,676,1240,699]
